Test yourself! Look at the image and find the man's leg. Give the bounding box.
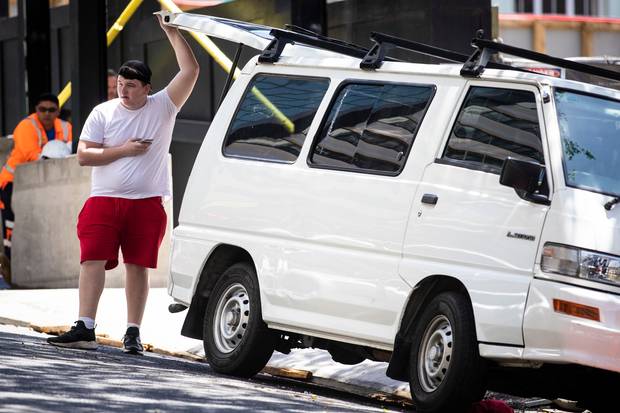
[125,263,149,325]
[79,260,107,319]
[123,263,148,354]
[46,260,105,350]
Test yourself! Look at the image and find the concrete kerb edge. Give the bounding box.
[0,316,31,328]
[1,317,414,408]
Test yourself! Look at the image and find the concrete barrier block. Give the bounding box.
[11,155,172,289]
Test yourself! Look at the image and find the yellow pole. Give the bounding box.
[58,0,144,108]
[157,0,294,133]
[107,0,144,47]
[57,82,71,108]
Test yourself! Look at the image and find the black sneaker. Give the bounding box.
[47,321,97,350]
[123,327,144,355]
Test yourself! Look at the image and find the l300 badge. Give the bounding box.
[506,231,536,241]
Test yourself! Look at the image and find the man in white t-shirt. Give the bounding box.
[48,14,199,354]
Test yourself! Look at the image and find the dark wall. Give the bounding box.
[328,0,492,63]
[0,2,25,137]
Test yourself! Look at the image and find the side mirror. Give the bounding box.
[500,157,551,205]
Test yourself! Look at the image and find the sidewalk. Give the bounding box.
[0,288,570,413]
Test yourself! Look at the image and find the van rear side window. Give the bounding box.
[442,86,544,173]
[309,83,434,175]
[223,75,330,163]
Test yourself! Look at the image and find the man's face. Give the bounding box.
[117,75,150,109]
[107,75,118,100]
[35,100,59,126]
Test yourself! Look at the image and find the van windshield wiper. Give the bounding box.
[604,196,620,210]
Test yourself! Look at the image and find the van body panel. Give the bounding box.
[169,231,219,304]
[186,155,416,344]
[401,162,549,345]
[400,82,551,346]
[523,277,620,373]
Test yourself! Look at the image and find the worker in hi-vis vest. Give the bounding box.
[0,93,72,262]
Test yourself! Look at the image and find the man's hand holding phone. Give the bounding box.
[132,138,153,145]
[124,138,153,156]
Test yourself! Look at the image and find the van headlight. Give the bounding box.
[541,243,620,287]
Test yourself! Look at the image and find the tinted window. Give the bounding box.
[443,87,544,173]
[224,75,330,162]
[309,83,434,174]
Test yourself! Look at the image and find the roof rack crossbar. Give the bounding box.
[359,32,523,73]
[285,24,371,53]
[361,32,472,70]
[259,28,370,63]
[462,37,620,81]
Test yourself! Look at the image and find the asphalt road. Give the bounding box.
[0,325,406,413]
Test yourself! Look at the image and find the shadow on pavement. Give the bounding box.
[0,330,404,413]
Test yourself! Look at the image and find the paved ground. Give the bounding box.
[0,324,407,413]
[0,288,582,413]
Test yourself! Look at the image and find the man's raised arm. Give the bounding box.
[157,14,200,109]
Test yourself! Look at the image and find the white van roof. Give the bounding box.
[157,11,620,101]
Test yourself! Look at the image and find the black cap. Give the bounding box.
[118,60,152,85]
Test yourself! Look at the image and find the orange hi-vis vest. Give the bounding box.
[0,114,72,188]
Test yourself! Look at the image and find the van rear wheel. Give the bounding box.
[409,291,487,413]
[203,262,275,378]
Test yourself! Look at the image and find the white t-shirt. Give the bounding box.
[79,90,179,199]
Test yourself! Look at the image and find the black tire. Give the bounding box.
[409,291,487,413]
[203,262,275,378]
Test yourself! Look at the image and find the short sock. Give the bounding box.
[78,317,95,330]
[127,322,140,330]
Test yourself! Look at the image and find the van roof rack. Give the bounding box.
[360,31,526,73]
[258,24,620,83]
[259,28,374,63]
[461,33,620,81]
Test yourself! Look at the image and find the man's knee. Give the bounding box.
[125,263,148,277]
[81,260,107,273]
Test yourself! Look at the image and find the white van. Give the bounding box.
[161,12,620,413]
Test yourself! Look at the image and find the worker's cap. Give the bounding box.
[118,60,152,85]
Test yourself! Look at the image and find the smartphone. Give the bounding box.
[132,138,153,145]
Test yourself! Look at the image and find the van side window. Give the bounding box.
[309,83,434,174]
[223,75,330,163]
[442,86,544,173]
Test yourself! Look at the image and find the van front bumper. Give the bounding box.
[522,277,620,373]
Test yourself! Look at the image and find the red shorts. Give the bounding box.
[77,196,167,270]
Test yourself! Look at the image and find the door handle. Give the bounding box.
[421,193,438,205]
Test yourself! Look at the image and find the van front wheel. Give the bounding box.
[203,262,275,378]
[409,291,487,413]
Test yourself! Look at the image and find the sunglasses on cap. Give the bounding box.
[37,106,59,113]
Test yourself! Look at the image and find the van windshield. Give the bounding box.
[554,88,620,197]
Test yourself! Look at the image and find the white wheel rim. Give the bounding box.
[418,314,453,392]
[212,283,250,354]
